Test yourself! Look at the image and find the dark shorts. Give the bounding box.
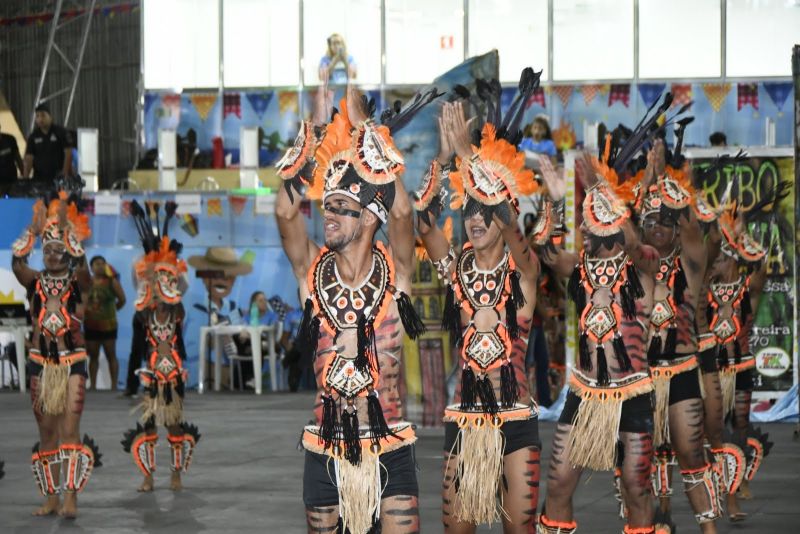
[735,367,754,391]
[302,445,418,508]
[668,367,702,405]
[27,359,88,381]
[444,416,541,455]
[699,349,719,374]
[559,390,654,434]
[84,329,118,342]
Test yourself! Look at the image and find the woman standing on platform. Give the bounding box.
[84,255,126,390]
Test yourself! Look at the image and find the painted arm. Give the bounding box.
[388,177,416,283]
[275,180,318,286]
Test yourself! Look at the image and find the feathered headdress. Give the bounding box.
[12,190,92,260]
[583,93,691,247]
[130,200,185,310]
[448,67,541,227]
[277,88,442,222]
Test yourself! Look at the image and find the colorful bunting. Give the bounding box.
[229,195,247,215]
[246,92,274,119]
[763,82,792,112]
[0,2,137,27]
[737,83,759,111]
[637,83,666,109]
[224,93,241,119]
[608,84,631,107]
[525,86,546,109]
[278,91,299,114]
[180,213,199,237]
[551,85,574,108]
[206,198,223,217]
[701,83,731,113]
[670,84,693,108]
[580,84,608,105]
[190,94,218,121]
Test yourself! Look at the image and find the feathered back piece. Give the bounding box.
[130,200,184,310]
[448,67,542,226]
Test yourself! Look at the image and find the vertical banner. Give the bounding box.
[793,45,800,398]
[692,154,796,396]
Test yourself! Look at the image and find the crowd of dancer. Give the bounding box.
[9,66,775,533]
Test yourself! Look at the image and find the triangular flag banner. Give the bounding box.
[207,198,223,217]
[670,84,693,108]
[702,83,732,113]
[763,82,792,111]
[551,85,574,108]
[737,83,759,111]
[278,91,298,114]
[144,93,158,116]
[525,86,546,109]
[229,195,247,215]
[581,84,606,105]
[190,93,218,121]
[223,93,241,119]
[637,83,666,109]
[246,92,274,119]
[608,84,631,107]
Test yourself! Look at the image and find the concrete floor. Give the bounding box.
[0,391,798,533]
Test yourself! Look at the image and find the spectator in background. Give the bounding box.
[0,123,23,196]
[23,103,73,183]
[85,256,126,390]
[709,131,727,147]
[519,115,557,158]
[318,33,357,85]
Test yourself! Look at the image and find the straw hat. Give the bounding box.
[187,247,253,276]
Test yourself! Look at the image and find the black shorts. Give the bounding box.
[27,359,88,381]
[699,349,718,374]
[735,367,754,391]
[84,329,118,342]
[559,390,654,434]
[668,367,702,405]
[443,416,541,455]
[302,445,418,508]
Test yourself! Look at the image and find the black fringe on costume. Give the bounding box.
[718,345,729,369]
[442,285,463,347]
[734,342,742,364]
[320,394,338,451]
[627,263,645,298]
[596,345,610,386]
[164,383,173,404]
[356,315,377,374]
[567,268,581,304]
[48,339,58,363]
[121,423,146,453]
[509,270,526,309]
[613,335,633,372]
[396,292,426,339]
[648,335,663,365]
[82,434,103,468]
[673,264,687,307]
[459,366,477,410]
[175,375,185,399]
[664,326,678,356]
[297,299,320,361]
[506,295,519,340]
[621,265,644,320]
[180,422,201,444]
[500,362,519,408]
[477,374,499,416]
[741,290,752,326]
[367,393,397,445]
[342,409,361,465]
[579,333,592,371]
[65,330,74,351]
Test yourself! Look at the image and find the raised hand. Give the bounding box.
[574,151,599,190]
[539,156,566,201]
[346,84,368,125]
[437,103,454,165]
[447,101,475,160]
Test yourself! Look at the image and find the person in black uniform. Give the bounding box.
[0,123,23,196]
[23,104,73,183]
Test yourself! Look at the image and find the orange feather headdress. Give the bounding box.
[35,191,91,257]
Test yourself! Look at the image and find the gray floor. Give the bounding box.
[0,391,798,533]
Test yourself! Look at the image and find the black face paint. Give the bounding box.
[324,205,362,219]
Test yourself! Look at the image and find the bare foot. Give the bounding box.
[32,495,60,516]
[170,471,182,491]
[738,479,753,500]
[727,493,747,521]
[59,491,77,519]
[138,474,154,492]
